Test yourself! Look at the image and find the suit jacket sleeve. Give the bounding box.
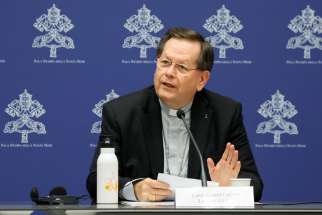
[228,103,263,201]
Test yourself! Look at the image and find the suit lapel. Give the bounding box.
[142,88,164,179]
[188,91,213,179]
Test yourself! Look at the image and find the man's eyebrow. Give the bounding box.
[162,56,190,65]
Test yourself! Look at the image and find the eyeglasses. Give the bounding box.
[156,58,199,74]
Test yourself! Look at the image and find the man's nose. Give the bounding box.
[164,63,176,77]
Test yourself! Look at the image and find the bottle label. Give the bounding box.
[104,179,118,192]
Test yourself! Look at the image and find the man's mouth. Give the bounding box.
[162,82,175,88]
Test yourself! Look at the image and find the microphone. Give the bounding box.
[30,186,87,205]
[49,186,67,196]
[177,109,207,187]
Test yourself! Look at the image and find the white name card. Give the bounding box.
[175,186,254,208]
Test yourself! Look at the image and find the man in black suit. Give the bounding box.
[87,27,263,202]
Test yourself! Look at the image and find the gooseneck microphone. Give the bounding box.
[177,109,207,187]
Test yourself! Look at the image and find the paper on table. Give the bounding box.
[121,200,174,207]
[157,173,218,189]
[157,173,219,200]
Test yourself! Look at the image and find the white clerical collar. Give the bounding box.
[159,99,192,117]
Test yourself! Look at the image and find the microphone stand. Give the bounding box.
[177,110,207,187]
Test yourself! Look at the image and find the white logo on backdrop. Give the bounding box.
[32,4,75,58]
[122,4,164,58]
[286,5,322,59]
[203,5,244,59]
[3,89,46,143]
[91,90,120,134]
[256,90,298,144]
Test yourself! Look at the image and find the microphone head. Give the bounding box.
[30,187,39,201]
[49,186,67,196]
[176,109,185,119]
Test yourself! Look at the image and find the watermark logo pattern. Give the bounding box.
[203,5,244,59]
[286,5,322,59]
[256,90,298,144]
[3,89,46,143]
[32,4,75,58]
[91,90,120,134]
[122,4,164,58]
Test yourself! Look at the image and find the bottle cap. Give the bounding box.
[101,135,115,148]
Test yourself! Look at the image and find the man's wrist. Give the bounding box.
[120,178,144,201]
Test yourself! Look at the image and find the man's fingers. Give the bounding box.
[231,150,238,168]
[222,143,231,161]
[207,158,216,181]
[207,158,215,169]
[233,161,241,178]
[146,185,173,202]
[146,178,172,196]
[148,193,171,202]
[135,178,173,201]
[151,188,173,197]
[227,144,235,163]
[148,179,170,190]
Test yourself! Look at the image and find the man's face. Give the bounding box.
[154,38,210,109]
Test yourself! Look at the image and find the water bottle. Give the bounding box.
[97,136,118,203]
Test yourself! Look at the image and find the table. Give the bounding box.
[0,202,321,215]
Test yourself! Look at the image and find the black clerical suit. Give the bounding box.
[87,86,263,201]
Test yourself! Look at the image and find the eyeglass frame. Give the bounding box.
[156,57,200,75]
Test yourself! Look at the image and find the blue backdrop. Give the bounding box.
[0,0,321,202]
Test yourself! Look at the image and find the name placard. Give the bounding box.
[175,187,254,208]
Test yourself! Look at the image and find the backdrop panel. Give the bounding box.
[0,0,321,202]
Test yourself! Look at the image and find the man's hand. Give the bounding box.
[207,142,241,186]
[133,178,173,201]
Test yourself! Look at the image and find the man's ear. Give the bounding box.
[197,70,210,91]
